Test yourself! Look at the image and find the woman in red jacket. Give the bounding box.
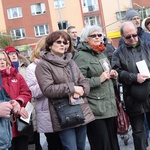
[0,50,32,150]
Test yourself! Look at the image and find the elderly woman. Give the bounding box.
[73,25,120,150]
[0,51,31,150]
[35,30,94,150]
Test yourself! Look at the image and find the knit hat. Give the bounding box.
[5,46,19,54]
[125,8,140,21]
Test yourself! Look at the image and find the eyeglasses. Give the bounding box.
[124,34,138,40]
[88,34,102,38]
[8,52,17,56]
[55,40,69,45]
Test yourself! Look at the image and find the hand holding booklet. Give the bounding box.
[69,97,85,105]
[20,102,34,123]
[136,60,150,78]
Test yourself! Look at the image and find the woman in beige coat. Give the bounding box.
[35,31,94,150]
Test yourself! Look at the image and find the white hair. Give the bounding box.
[80,25,103,42]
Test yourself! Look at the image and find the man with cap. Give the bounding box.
[5,46,30,78]
[118,8,150,47]
[112,21,150,150]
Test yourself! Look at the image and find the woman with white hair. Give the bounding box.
[74,25,120,150]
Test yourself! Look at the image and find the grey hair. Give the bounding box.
[120,21,137,35]
[80,25,103,42]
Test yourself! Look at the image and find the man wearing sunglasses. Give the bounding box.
[112,21,150,150]
[118,8,150,47]
[118,8,150,147]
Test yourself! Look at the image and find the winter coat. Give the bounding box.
[74,42,117,119]
[0,79,12,149]
[1,67,32,137]
[118,27,150,47]
[26,59,53,133]
[35,51,95,132]
[111,39,150,116]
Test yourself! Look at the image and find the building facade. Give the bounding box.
[0,0,150,52]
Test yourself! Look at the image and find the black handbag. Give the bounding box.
[54,98,85,128]
[53,64,85,129]
[16,117,33,136]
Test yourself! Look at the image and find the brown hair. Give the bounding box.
[45,31,74,53]
[30,36,46,62]
[67,26,75,33]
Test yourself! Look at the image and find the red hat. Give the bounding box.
[5,46,18,54]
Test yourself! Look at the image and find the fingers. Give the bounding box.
[19,107,28,119]
[74,86,84,96]
[10,100,21,114]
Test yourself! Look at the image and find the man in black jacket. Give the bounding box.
[118,8,150,47]
[112,21,150,150]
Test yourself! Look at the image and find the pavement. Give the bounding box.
[38,127,150,150]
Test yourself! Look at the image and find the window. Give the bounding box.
[81,0,99,13]
[58,21,68,30]
[31,3,46,15]
[116,11,126,20]
[10,28,25,40]
[7,7,22,19]
[34,24,49,36]
[84,16,100,26]
[54,0,65,8]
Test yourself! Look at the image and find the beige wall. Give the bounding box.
[48,0,84,36]
[0,0,6,32]
[101,0,131,34]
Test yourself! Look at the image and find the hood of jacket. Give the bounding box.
[141,17,150,32]
[0,67,17,78]
[18,54,30,67]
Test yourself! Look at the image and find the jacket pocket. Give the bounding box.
[88,96,107,116]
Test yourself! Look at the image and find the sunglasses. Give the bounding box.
[124,34,138,40]
[55,40,68,45]
[88,34,102,38]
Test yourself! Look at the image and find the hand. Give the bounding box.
[110,69,118,79]
[74,86,84,96]
[19,107,28,119]
[137,73,149,83]
[100,71,110,83]
[10,100,21,114]
[0,102,13,118]
[73,93,80,99]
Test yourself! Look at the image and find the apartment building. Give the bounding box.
[1,0,150,52]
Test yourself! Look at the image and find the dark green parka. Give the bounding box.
[74,42,117,119]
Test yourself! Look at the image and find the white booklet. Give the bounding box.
[136,60,150,78]
[20,102,34,123]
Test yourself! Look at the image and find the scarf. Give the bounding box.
[88,42,105,53]
[12,61,19,71]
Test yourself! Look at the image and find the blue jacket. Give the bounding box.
[0,76,12,149]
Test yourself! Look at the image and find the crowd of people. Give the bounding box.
[1,7,150,150]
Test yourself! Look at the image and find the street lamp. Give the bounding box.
[133,3,144,19]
